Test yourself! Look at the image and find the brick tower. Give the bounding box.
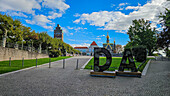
[54,24,63,41]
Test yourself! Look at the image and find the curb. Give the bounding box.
[80,57,93,70]
[0,57,72,77]
[142,59,151,76]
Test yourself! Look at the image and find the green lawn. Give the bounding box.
[0,56,71,74]
[85,57,154,72]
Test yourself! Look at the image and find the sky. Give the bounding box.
[0,0,169,47]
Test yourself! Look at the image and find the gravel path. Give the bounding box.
[0,57,170,96]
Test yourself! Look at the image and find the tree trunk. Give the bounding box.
[2,29,7,47]
[166,46,169,57]
[38,43,42,53]
[32,41,33,52]
[148,49,152,56]
[21,40,23,50]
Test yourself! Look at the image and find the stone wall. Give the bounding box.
[0,47,49,61]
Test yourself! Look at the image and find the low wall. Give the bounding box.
[0,47,49,61]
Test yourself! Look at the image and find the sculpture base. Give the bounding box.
[90,70,116,78]
[116,71,141,78]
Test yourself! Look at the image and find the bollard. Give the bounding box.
[76,59,79,70]
[22,57,24,67]
[9,57,11,66]
[63,59,65,69]
[49,58,51,68]
[36,58,37,67]
[91,65,92,70]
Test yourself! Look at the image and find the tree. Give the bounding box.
[20,26,31,49]
[8,19,23,46]
[0,14,13,47]
[127,19,158,55]
[157,8,170,56]
[116,44,123,53]
[37,32,49,53]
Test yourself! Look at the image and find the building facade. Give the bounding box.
[103,32,116,54]
[54,24,63,41]
[74,41,98,56]
[88,41,98,56]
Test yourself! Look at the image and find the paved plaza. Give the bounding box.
[0,56,170,96]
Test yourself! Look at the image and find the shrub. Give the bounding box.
[132,45,147,62]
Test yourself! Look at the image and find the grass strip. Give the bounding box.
[85,57,154,72]
[0,56,71,74]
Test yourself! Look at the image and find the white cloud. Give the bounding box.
[68,39,75,41]
[26,14,53,30]
[9,12,28,18]
[125,6,141,10]
[42,0,70,12]
[74,13,81,17]
[25,20,35,24]
[43,0,70,19]
[70,43,90,47]
[48,12,63,19]
[74,11,117,27]
[0,0,70,30]
[67,26,74,29]
[115,30,127,34]
[62,27,68,34]
[116,2,129,10]
[70,33,73,35]
[74,0,169,33]
[119,3,129,7]
[111,4,115,8]
[125,3,142,10]
[96,38,101,40]
[0,0,41,14]
[67,26,87,32]
[97,35,106,37]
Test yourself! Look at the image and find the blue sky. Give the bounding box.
[0,0,169,47]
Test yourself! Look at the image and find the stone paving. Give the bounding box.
[0,56,170,96]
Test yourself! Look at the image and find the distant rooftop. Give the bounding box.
[90,41,97,46]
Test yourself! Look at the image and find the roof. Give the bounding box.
[74,47,88,49]
[90,41,98,46]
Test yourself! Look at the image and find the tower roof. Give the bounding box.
[106,32,109,39]
[91,41,97,46]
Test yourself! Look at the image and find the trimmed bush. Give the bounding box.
[132,45,147,62]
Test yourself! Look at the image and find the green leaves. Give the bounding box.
[126,18,158,55]
[0,13,78,57]
[157,8,170,56]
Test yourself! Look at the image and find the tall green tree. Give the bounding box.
[157,8,170,56]
[37,32,49,53]
[127,19,158,55]
[0,14,13,47]
[8,19,23,43]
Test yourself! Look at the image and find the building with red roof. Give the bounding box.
[74,46,88,55]
[88,41,98,56]
[74,41,98,56]
[90,41,97,46]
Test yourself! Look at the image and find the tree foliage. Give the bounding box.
[157,8,170,56]
[127,19,158,55]
[0,13,79,57]
[116,44,123,53]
